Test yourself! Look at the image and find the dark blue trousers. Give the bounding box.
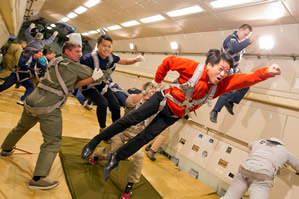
[0,72,34,101]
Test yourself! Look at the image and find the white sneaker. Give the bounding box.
[28,177,59,190]
[17,100,24,106]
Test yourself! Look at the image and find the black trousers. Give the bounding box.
[82,87,120,128]
[91,91,181,160]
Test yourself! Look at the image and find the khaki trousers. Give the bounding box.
[94,128,144,183]
[1,108,62,176]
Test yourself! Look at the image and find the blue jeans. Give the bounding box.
[0,72,35,101]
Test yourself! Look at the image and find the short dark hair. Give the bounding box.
[143,82,151,90]
[97,35,113,44]
[205,49,234,69]
[62,41,81,54]
[239,24,252,32]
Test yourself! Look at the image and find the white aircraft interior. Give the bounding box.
[1,0,299,199]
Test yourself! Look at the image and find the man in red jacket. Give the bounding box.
[81,49,281,181]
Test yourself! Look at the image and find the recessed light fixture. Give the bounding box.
[170,41,179,50]
[107,25,122,30]
[259,36,274,49]
[129,43,135,50]
[60,17,70,22]
[121,20,140,27]
[81,32,90,36]
[166,5,203,17]
[67,12,78,19]
[50,24,56,28]
[140,15,165,23]
[88,30,98,34]
[74,6,87,14]
[84,0,101,8]
[209,0,264,9]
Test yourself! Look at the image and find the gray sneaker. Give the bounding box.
[146,150,156,161]
[28,177,59,190]
[0,149,15,158]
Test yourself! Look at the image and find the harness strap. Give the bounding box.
[159,64,217,115]
[24,57,69,116]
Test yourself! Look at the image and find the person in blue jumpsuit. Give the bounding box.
[210,24,258,123]
[80,34,144,133]
[0,50,43,105]
[23,23,58,56]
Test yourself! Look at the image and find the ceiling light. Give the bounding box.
[50,24,56,28]
[84,0,101,8]
[259,36,274,49]
[129,43,135,50]
[166,5,203,17]
[81,32,90,36]
[107,25,122,30]
[61,17,70,22]
[67,12,78,19]
[47,27,53,30]
[140,15,165,23]
[121,20,140,27]
[209,0,263,9]
[74,6,87,14]
[88,30,98,34]
[170,41,179,50]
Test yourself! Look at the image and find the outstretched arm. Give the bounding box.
[117,55,144,65]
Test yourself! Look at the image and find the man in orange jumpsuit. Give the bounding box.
[81,49,281,180]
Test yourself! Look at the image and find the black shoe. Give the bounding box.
[15,82,20,88]
[225,101,234,115]
[210,110,218,123]
[104,152,119,181]
[145,144,151,151]
[81,144,95,160]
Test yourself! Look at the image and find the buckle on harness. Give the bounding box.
[182,100,194,109]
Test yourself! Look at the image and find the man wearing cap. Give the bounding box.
[221,137,299,199]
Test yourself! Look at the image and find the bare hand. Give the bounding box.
[249,34,258,43]
[30,23,35,29]
[268,64,281,76]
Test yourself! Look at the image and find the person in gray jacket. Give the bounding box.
[221,137,299,199]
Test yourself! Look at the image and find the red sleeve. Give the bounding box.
[154,56,198,83]
[214,67,272,98]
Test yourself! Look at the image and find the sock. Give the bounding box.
[124,182,134,194]
[3,149,13,152]
[33,176,42,181]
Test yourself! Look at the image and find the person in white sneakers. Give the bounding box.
[0,41,104,190]
[221,137,299,199]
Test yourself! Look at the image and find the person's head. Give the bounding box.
[96,35,113,59]
[142,82,156,101]
[19,40,27,48]
[35,32,44,40]
[33,50,43,60]
[45,50,56,61]
[205,49,234,85]
[237,24,252,41]
[62,41,82,62]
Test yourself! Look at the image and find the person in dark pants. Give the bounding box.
[210,24,258,123]
[81,49,281,181]
[0,50,43,105]
[80,35,144,133]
